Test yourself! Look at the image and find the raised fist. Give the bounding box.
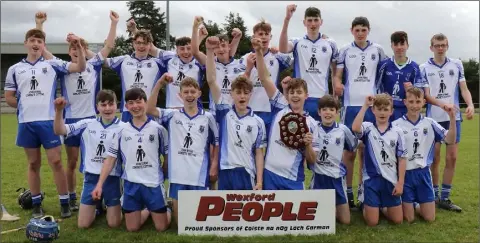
[231,28,242,39]
[193,16,204,27]
[54,97,67,111]
[35,11,47,25]
[251,38,262,51]
[199,26,208,40]
[126,18,137,32]
[110,10,119,23]
[285,4,297,20]
[206,36,219,50]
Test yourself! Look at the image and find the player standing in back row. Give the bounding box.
[416,33,475,212]
[334,17,388,208]
[279,4,338,121]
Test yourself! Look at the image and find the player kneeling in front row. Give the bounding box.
[92,88,171,232]
[205,37,267,190]
[253,37,319,190]
[53,90,123,228]
[392,87,457,223]
[308,95,357,224]
[146,74,219,228]
[352,94,407,226]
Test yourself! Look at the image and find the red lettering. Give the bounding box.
[281,202,297,221]
[195,196,225,221]
[242,202,263,221]
[262,202,283,220]
[226,194,236,201]
[223,202,243,221]
[298,202,317,220]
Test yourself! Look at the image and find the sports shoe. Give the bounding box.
[60,204,72,218]
[69,199,79,212]
[95,200,105,216]
[348,199,356,209]
[32,204,45,218]
[438,198,462,212]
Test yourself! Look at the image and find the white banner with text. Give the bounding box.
[178,190,335,236]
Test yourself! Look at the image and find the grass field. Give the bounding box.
[1,113,478,242]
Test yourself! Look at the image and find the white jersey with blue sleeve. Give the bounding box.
[392,115,448,170]
[65,117,123,176]
[105,119,168,188]
[310,122,358,178]
[337,41,388,106]
[106,54,164,112]
[4,57,70,123]
[157,51,205,108]
[60,53,104,118]
[264,90,320,182]
[215,101,267,179]
[289,34,339,98]
[209,58,246,114]
[418,58,465,122]
[356,122,408,185]
[157,107,219,187]
[240,50,293,112]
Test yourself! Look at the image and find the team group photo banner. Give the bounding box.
[178,190,336,236]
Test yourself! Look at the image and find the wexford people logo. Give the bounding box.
[136,145,146,162]
[309,54,318,69]
[177,71,186,82]
[77,75,85,90]
[96,141,105,156]
[439,80,447,94]
[359,62,367,77]
[134,70,143,83]
[30,75,39,90]
[222,76,230,89]
[184,133,193,149]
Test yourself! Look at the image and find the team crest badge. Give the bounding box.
[42,67,47,74]
[233,68,240,74]
[199,125,205,133]
[246,125,252,133]
[373,136,377,140]
[390,140,396,147]
[149,134,155,142]
[371,53,376,61]
[423,127,428,135]
[147,63,152,68]
[322,46,327,53]
[335,137,341,145]
[189,64,193,68]
[86,67,91,73]
[269,60,274,66]
[449,69,454,76]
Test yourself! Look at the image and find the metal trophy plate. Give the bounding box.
[278,112,309,149]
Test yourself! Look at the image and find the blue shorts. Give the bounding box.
[80,173,121,207]
[122,180,167,212]
[363,176,402,208]
[218,167,254,190]
[438,120,461,144]
[391,106,407,122]
[340,106,376,131]
[168,183,208,200]
[254,111,272,137]
[310,173,347,205]
[16,121,62,149]
[402,167,435,204]
[263,169,304,190]
[64,116,96,147]
[304,97,320,121]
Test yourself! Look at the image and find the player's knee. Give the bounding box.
[422,212,435,223]
[338,215,350,225]
[404,214,415,223]
[126,224,141,232]
[155,223,169,232]
[446,153,457,165]
[107,218,122,228]
[391,215,403,225]
[77,219,93,229]
[49,159,63,170]
[364,215,378,227]
[28,160,41,172]
[67,158,77,170]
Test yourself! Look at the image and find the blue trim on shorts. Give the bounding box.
[402,167,435,204]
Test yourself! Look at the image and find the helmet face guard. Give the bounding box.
[26,215,60,242]
[17,188,45,209]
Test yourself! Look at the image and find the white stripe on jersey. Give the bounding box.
[4,57,71,123]
[216,104,267,179]
[107,54,164,113]
[356,122,408,185]
[337,41,387,106]
[310,122,358,178]
[208,58,246,114]
[419,58,465,122]
[158,108,219,187]
[61,53,104,119]
[158,51,205,108]
[290,34,339,98]
[240,50,293,112]
[65,117,123,176]
[265,90,320,182]
[392,115,448,170]
[106,119,168,188]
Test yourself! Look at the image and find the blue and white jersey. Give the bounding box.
[337,41,388,106]
[309,122,358,178]
[60,53,104,118]
[356,122,408,185]
[157,107,219,187]
[65,117,123,176]
[264,90,320,182]
[106,118,168,188]
[4,57,70,123]
[209,58,247,114]
[392,115,448,170]
[418,58,465,122]
[106,54,164,113]
[239,50,292,112]
[157,51,205,108]
[216,101,267,178]
[289,34,339,98]
[376,57,422,108]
